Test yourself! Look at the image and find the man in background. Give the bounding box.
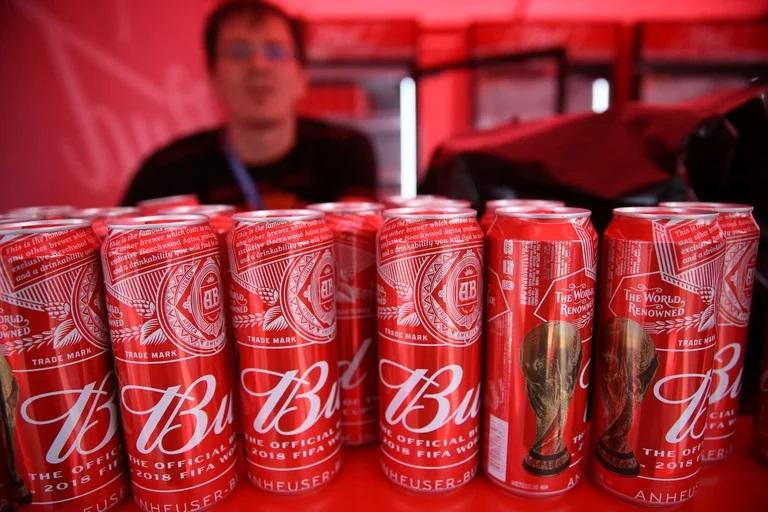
[122,0,376,208]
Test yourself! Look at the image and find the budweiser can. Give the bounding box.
[377,207,484,493]
[6,206,74,220]
[661,202,760,461]
[484,207,597,496]
[228,210,341,493]
[308,202,383,446]
[382,195,445,208]
[0,219,129,511]
[102,215,238,512]
[591,207,725,506]
[72,207,138,240]
[136,195,199,214]
[754,324,768,464]
[480,199,565,232]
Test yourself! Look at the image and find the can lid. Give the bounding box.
[307,202,384,214]
[496,206,591,219]
[384,194,444,206]
[107,214,208,230]
[73,206,139,219]
[658,202,754,214]
[487,199,565,210]
[613,207,718,221]
[7,205,75,218]
[0,218,90,234]
[233,209,323,223]
[403,198,472,208]
[383,207,477,220]
[136,194,198,206]
[158,204,236,216]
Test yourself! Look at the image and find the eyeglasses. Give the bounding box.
[218,40,295,63]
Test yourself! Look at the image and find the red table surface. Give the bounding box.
[114,417,768,512]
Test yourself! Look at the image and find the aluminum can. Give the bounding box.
[308,202,383,446]
[479,199,565,232]
[0,219,129,512]
[661,202,760,461]
[376,207,484,493]
[228,210,341,494]
[590,207,725,506]
[102,215,238,512]
[72,207,138,240]
[484,207,597,496]
[136,195,199,214]
[5,206,74,220]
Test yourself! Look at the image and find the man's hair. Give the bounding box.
[204,0,306,70]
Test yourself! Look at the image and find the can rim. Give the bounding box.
[307,202,384,214]
[158,204,236,216]
[613,207,718,220]
[403,198,472,208]
[107,214,208,229]
[487,199,566,209]
[0,218,90,234]
[658,202,754,214]
[73,206,138,219]
[136,194,199,206]
[233,209,322,223]
[383,207,477,219]
[384,194,443,206]
[496,206,591,219]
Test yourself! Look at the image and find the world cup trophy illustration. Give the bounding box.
[520,321,582,475]
[595,317,659,476]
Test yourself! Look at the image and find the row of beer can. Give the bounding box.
[0,196,764,512]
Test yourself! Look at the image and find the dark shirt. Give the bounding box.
[122,117,376,208]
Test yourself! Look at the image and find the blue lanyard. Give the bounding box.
[221,132,262,210]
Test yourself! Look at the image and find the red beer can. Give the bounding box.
[382,195,445,208]
[377,207,484,493]
[484,207,598,496]
[0,219,129,512]
[228,210,341,493]
[102,215,238,512]
[136,195,199,214]
[72,207,138,240]
[754,323,768,464]
[479,199,565,232]
[308,202,384,446]
[6,206,74,220]
[591,207,725,506]
[661,202,760,462]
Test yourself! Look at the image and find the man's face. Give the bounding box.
[210,14,306,126]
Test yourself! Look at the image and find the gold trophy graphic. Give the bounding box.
[520,321,582,475]
[595,317,659,476]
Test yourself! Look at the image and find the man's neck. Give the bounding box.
[226,118,296,166]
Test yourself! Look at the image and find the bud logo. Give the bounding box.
[380,359,481,433]
[653,371,711,444]
[283,248,337,343]
[21,372,119,464]
[709,343,743,403]
[338,337,372,390]
[201,277,221,317]
[320,275,334,301]
[241,361,339,436]
[121,375,233,455]
[457,277,478,305]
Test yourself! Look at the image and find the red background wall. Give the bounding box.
[1,0,767,209]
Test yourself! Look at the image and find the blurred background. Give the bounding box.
[1,0,767,207]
